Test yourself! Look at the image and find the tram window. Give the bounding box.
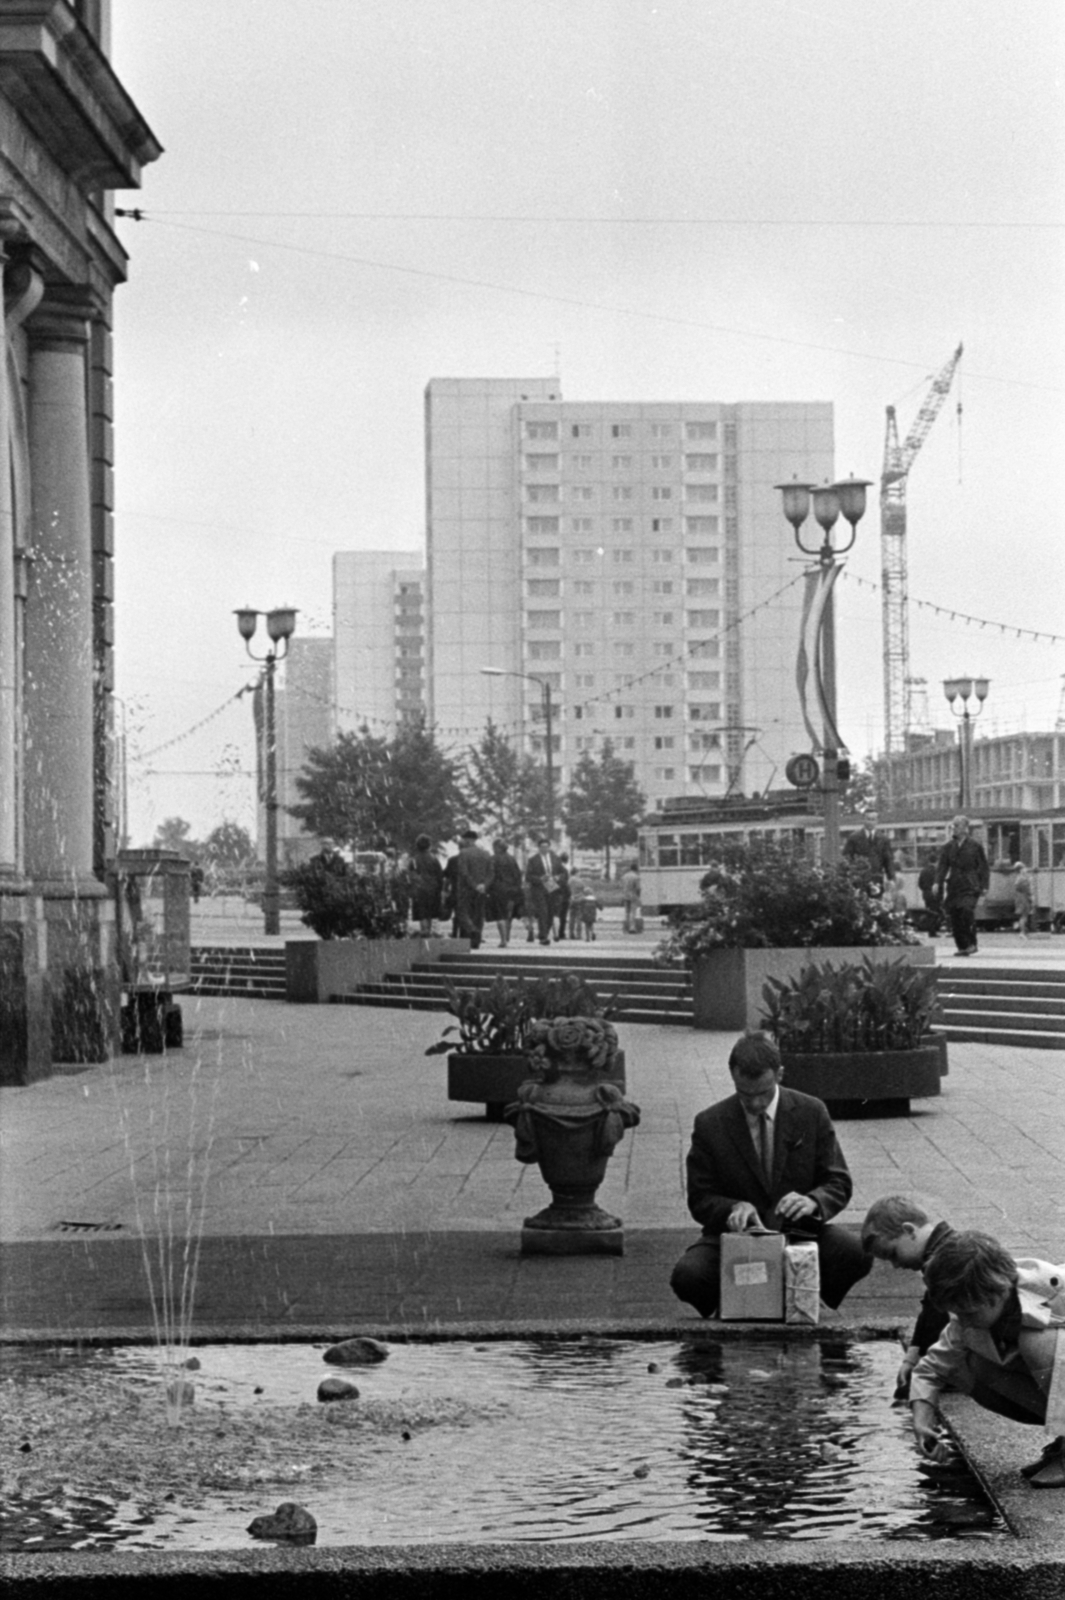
[680,834,702,866]
[659,833,679,868]
[1053,824,1065,868]
[639,839,656,868]
[1038,825,1052,868]
[1020,825,1035,868]
[700,833,717,864]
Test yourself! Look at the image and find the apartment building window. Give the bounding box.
[654,641,675,657]
[684,453,718,471]
[653,580,674,595]
[571,485,593,501]
[686,577,720,596]
[528,641,561,660]
[685,516,719,535]
[687,610,720,628]
[686,547,719,564]
[611,519,633,535]
[650,423,673,438]
[655,767,676,781]
[651,548,673,563]
[572,517,593,533]
[614,641,635,658]
[654,705,674,719]
[573,642,595,657]
[572,548,597,564]
[526,420,558,439]
[660,672,676,686]
[688,671,721,689]
[612,611,636,627]
[571,422,593,438]
[614,704,635,719]
[526,516,560,534]
[611,423,632,438]
[527,610,561,629]
[613,549,634,564]
[576,736,595,751]
[689,704,721,722]
[621,736,636,749]
[527,579,560,597]
[612,486,633,501]
[651,517,673,532]
[692,639,720,658]
[685,484,718,503]
[690,764,722,782]
[573,579,594,595]
[612,580,634,596]
[654,736,675,750]
[651,486,673,501]
[690,732,722,750]
[527,483,559,503]
[650,454,673,469]
[525,453,559,471]
[574,610,595,627]
[571,453,593,470]
[653,610,674,625]
[685,421,717,440]
[526,547,560,566]
[576,672,596,688]
[611,454,633,470]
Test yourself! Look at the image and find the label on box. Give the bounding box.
[734,1262,768,1286]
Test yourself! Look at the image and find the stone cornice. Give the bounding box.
[0,0,162,190]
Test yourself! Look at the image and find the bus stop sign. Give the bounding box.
[786,753,820,789]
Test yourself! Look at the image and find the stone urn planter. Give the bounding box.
[448,1050,626,1122]
[505,1017,640,1256]
[691,944,935,1032]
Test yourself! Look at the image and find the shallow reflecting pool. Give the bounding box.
[0,1337,1006,1550]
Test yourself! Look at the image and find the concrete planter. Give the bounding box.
[285,936,466,1003]
[780,1040,944,1116]
[691,945,936,1032]
[448,1050,627,1122]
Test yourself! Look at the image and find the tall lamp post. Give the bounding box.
[943,676,989,812]
[481,666,556,840]
[235,606,298,935]
[775,475,871,866]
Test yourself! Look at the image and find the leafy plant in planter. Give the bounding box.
[425,972,617,1059]
[655,839,916,966]
[759,957,940,1054]
[281,851,407,941]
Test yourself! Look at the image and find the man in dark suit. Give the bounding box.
[524,835,564,945]
[935,814,990,956]
[670,1032,872,1318]
[843,811,895,884]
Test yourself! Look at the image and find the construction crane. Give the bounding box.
[880,342,963,761]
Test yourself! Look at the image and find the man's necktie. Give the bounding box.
[758,1112,772,1187]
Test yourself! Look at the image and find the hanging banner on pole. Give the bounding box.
[795,567,822,753]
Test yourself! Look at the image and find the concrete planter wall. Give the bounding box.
[448,1050,627,1122]
[691,945,936,1032]
[780,1041,944,1115]
[285,936,467,1003]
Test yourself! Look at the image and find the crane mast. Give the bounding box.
[880,342,963,762]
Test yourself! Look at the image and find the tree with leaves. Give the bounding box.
[202,820,255,868]
[562,739,646,875]
[288,719,467,852]
[151,816,201,859]
[464,719,551,842]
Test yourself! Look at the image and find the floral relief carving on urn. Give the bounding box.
[506,1015,640,1255]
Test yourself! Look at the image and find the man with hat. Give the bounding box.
[453,824,494,950]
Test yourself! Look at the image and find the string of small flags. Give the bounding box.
[841,571,1065,646]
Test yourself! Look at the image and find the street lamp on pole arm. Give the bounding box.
[943,676,989,813]
[235,606,298,935]
[775,474,872,866]
[481,666,556,841]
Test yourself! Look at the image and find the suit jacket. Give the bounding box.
[685,1086,853,1236]
[843,828,895,880]
[935,836,989,908]
[524,849,564,905]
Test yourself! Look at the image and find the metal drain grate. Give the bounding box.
[51,1220,124,1234]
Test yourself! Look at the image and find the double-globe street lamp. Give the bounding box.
[481,666,556,841]
[943,676,989,813]
[235,606,298,935]
[775,475,872,866]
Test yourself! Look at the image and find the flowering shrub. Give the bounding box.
[526,1015,620,1073]
[281,851,407,940]
[759,957,939,1054]
[655,840,916,967]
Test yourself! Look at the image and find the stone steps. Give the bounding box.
[935,966,1065,1050]
[190,945,287,999]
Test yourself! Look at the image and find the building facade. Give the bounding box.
[264,636,334,866]
[425,378,833,820]
[876,729,1065,817]
[333,550,426,738]
[0,1,160,1080]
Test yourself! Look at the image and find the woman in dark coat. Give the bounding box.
[408,834,444,935]
[486,839,523,948]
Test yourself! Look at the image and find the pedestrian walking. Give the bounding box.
[935,815,990,956]
[485,839,523,947]
[454,826,493,950]
[1012,862,1034,938]
[621,863,642,933]
[407,834,444,936]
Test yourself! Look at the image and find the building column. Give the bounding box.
[23,291,98,892]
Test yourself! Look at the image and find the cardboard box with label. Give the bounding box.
[719,1230,785,1320]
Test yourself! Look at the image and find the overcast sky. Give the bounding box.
[108,0,1065,844]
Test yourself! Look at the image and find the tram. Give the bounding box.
[637,792,1065,930]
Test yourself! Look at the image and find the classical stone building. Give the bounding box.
[0,2,160,1080]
